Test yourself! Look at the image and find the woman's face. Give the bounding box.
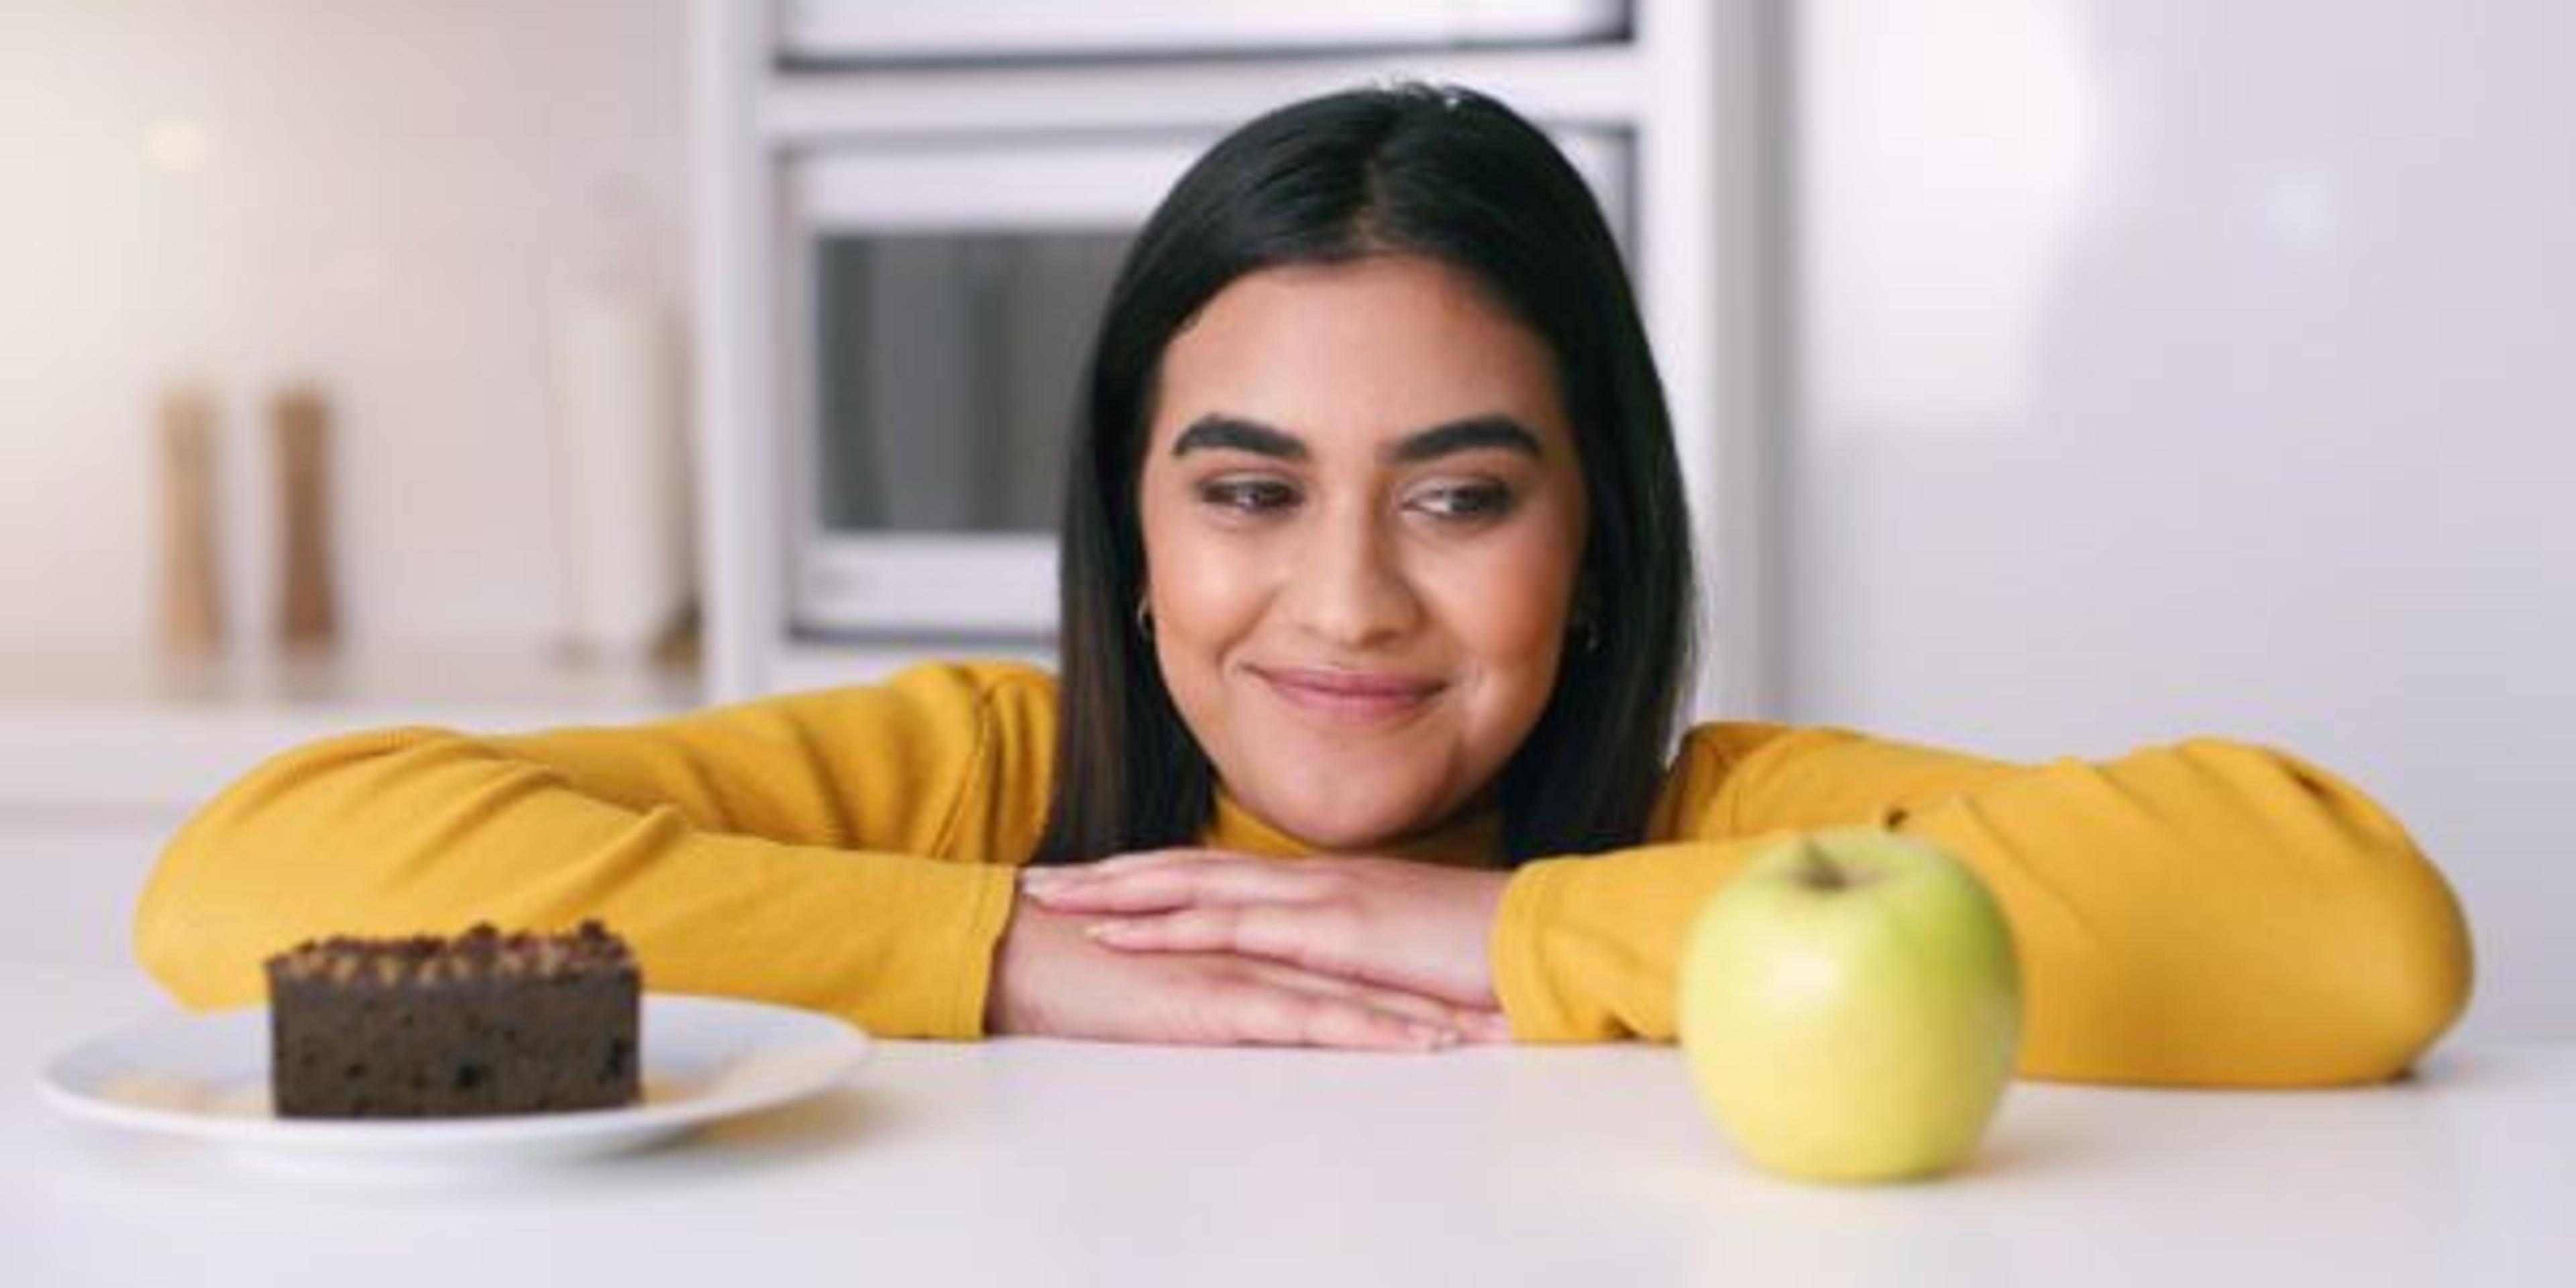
[1137,254,1587,851]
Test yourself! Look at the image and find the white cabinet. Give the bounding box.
[773,0,1630,60]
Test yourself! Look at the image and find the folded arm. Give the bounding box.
[1492,727,2474,1086]
[132,665,1042,1037]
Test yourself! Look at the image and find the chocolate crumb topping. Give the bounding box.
[264,920,637,987]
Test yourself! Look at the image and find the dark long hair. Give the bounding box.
[1034,83,1696,867]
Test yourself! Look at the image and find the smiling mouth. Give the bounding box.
[1250,665,1446,723]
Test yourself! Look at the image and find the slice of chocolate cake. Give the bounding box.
[264,922,641,1119]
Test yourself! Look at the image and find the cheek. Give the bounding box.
[1138,489,1275,694]
[1145,528,1268,647]
[1428,529,1581,687]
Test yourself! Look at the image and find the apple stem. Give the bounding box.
[1795,841,1852,892]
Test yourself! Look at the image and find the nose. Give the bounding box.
[1281,500,1421,649]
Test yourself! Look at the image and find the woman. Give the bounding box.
[136,85,2471,1083]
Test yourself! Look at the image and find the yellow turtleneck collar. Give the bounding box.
[1205,788,1505,869]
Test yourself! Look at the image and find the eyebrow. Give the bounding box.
[1170,413,1545,464]
[1171,415,1307,461]
[1385,415,1545,465]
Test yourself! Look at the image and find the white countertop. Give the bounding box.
[0,646,698,812]
[7,962,2571,1287]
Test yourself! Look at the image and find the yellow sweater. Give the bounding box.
[134,661,2471,1086]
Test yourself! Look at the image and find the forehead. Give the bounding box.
[1150,254,1570,455]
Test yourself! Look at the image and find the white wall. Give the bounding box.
[0,0,687,653]
[1788,0,2576,1040]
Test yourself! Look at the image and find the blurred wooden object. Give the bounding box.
[158,388,223,657]
[273,385,337,650]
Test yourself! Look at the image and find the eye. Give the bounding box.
[1406,479,1517,523]
[1197,476,1302,516]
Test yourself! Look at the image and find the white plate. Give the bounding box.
[38,994,871,1179]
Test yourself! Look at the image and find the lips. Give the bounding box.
[1250,665,1445,723]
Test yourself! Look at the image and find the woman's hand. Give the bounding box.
[1018,851,1514,1018]
[986,894,1511,1051]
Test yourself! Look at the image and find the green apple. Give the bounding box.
[1677,826,2022,1183]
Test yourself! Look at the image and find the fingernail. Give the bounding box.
[1084,920,1132,940]
[1409,1024,1458,1050]
[1018,867,1066,887]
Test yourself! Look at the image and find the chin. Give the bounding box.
[1263,784,1448,853]
[1278,817,1405,854]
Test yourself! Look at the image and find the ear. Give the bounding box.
[1566,582,1602,652]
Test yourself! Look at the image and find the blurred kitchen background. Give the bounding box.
[1,1,2567,1041]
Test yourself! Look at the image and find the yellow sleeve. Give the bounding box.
[133,661,1059,1039]
[1489,724,2475,1087]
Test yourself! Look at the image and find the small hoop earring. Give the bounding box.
[1134,595,1154,639]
